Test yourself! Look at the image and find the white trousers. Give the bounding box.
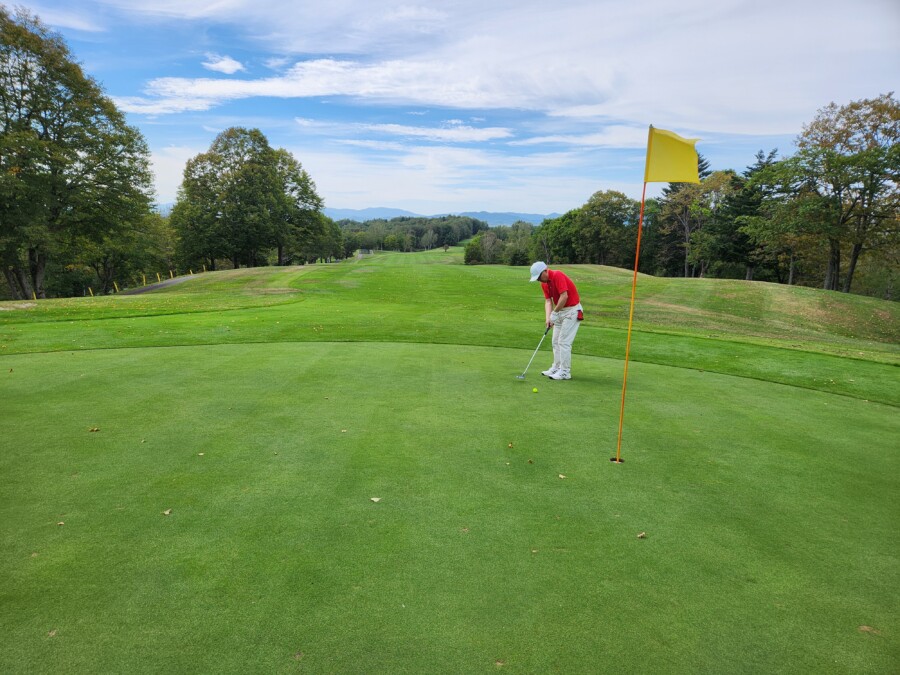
[551,305,581,372]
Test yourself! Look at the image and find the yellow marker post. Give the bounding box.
[32,291,37,300]
[142,274,146,286]
[203,265,207,273]
[114,281,119,293]
[157,272,161,283]
[189,269,193,275]
[169,270,174,279]
[88,287,94,297]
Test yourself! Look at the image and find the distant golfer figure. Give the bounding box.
[529,261,583,380]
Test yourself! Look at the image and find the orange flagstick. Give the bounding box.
[612,180,648,463]
[613,125,699,464]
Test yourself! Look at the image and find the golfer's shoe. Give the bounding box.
[548,370,571,380]
[541,366,559,377]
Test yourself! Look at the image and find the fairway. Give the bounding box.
[1,251,898,673]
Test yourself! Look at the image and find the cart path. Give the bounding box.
[121,276,193,295]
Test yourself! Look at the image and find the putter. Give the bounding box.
[516,325,551,379]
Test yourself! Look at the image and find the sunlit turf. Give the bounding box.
[1,250,898,672]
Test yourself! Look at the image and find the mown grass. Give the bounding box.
[2,249,897,403]
[1,249,898,673]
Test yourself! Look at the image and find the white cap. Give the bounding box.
[529,261,548,282]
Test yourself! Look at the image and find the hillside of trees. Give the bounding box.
[2,6,897,300]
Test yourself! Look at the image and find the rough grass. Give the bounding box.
[1,249,898,673]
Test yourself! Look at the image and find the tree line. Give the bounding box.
[336,216,490,254]
[465,94,899,298]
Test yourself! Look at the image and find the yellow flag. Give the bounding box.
[643,126,700,183]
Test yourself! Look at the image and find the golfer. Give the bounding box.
[529,261,583,380]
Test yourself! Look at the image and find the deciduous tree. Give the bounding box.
[660,170,735,277]
[172,128,324,269]
[1,7,153,298]
[794,93,899,291]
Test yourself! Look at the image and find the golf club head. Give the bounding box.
[515,374,526,379]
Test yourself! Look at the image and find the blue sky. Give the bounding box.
[11,0,900,214]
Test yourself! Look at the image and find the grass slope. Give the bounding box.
[1,250,898,673]
[1,250,897,403]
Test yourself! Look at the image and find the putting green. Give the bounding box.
[1,341,896,672]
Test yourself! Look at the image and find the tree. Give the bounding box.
[740,186,828,286]
[660,170,735,277]
[532,210,579,264]
[504,221,533,266]
[573,190,639,266]
[420,229,437,250]
[300,214,343,263]
[716,150,780,280]
[652,153,712,277]
[171,151,229,270]
[368,221,388,250]
[72,212,175,294]
[480,230,503,263]
[684,171,738,278]
[383,233,403,251]
[213,128,281,267]
[272,148,323,265]
[172,128,323,269]
[1,7,153,298]
[464,233,484,264]
[793,93,899,291]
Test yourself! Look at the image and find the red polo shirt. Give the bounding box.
[541,269,580,307]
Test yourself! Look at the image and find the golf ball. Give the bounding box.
[532,387,538,393]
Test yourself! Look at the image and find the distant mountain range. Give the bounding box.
[155,203,559,226]
[323,207,561,226]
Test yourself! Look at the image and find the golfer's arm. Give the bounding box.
[544,298,553,323]
[553,291,568,311]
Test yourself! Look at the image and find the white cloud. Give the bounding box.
[294,117,512,143]
[98,0,249,21]
[265,56,291,70]
[362,123,512,143]
[336,140,408,152]
[202,53,246,74]
[294,117,324,128]
[121,56,609,119]
[511,125,648,148]
[107,0,898,137]
[115,95,218,115]
[17,4,104,31]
